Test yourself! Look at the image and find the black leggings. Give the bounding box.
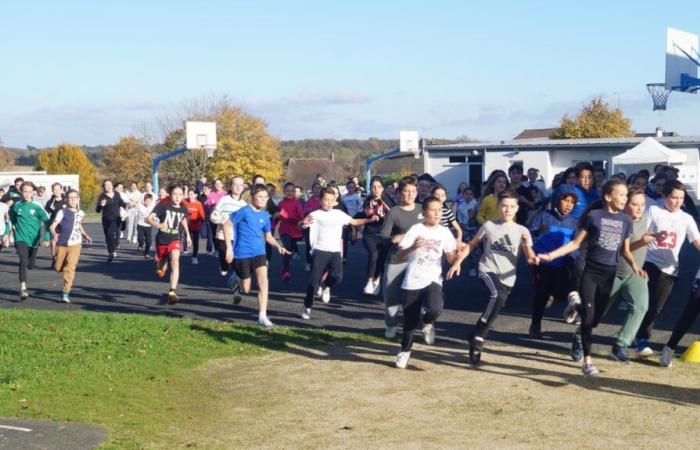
[190,230,200,257]
[531,264,571,323]
[578,261,617,357]
[304,250,343,308]
[667,279,700,350]
[363,233,388,280]
[137,225,152,256]
[15,242,39,283]
[102,219,121,255]
[281,235,300,272]
[636,262,677,341]
[401,282,444,352]
[215,238,230,272]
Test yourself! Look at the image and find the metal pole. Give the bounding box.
[364,147,401,193]
[151,145,189,195]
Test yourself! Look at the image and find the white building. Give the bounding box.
[423,135,700,200]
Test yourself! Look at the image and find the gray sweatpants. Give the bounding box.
[383,253,409,328]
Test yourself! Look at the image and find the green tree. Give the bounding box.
[103,136,153,186]
[551,97,634,139]
[36,143,100,205]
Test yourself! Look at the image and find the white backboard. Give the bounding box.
[186,121,217,151]
[665,27,699,93]
[399,130,420,153]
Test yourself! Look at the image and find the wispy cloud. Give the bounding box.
[289,92,371,106]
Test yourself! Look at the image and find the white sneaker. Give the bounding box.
[363,280,375,295]
[300,306,311,320]
[385,325,398,339]
[395,351,411,369]
[564,291,581,324]
[422,323,435,345]
[372,279,381,296]
[220,270,228,277]
[192,257,199,265]
[316,286,323,298]
[258,316,275,329]
[321,287,331,303]
[61,293,70,303]
[659,345,674,367]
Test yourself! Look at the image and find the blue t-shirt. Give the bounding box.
[580,208,632,267]
[556,184,600,219]
[229,205,271,258]
[530,209,577,268]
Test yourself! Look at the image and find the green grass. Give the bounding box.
[0,309,363,448]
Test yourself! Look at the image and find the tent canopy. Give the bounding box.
[612,137,687,165]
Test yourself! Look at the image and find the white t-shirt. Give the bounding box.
[0,202,8,236]
[308,209,352,253]
[645,205,700,275]
[213,195,247,240]
[399,223,457,290]
[125,190,143,208]
[136,203,155,227]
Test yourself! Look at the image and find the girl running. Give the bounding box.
[182,189,205,265]
[2,182,52,300]
[538,179,643,377]
[362,176,391,295]
[96,180,126,263]
[430,184,463,243]
[276,182,304,282]
[50,189,92,303]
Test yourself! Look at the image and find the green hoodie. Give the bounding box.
[6,200,51,247]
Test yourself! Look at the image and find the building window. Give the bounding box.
[468,155,483,163]
[448,156,466,163]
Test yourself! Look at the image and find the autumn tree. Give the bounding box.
[103,135,153,185]
[551,97,634,139]
[36,143,100,205]
[159,128,210,186]
[0,138,13,170]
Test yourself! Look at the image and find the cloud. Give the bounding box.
[289,92,371,106]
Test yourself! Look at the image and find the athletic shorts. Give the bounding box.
[156,240,182,261]
[233,254,267,279]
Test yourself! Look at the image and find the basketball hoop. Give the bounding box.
[647,83,671,111]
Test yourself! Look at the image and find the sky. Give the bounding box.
[1,0,699,148]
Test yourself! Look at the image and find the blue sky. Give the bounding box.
[1,0,699,147]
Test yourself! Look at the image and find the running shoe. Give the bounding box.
[61,293,70,304]
[544,295,555,309]
[316,285,323,298]
[659,345,674,367]
[300,306,311,320]
[321,287,331,303]
[227,273,239,290]
[564,291,581,324]
[422,323,435,345]
[570,330,583,362]
[19,288,29,301]
[609,344,630,364]
[469,336,483,365]
[220,270,228,277]
[528,322,543,339]
[281,271,291,283]
[155,267,166,278]
[258,315,275,329]
[167,290,179,305]
[395,351,411,369]
[192,257,199,265]
[384,325,398,339]
[231,283,242,305]
[372,279,381,296]
[144,254,150,259]
[363,280,375,295]
[635,339,654,358]
[582,362,600,377]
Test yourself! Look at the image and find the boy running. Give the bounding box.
[276,182,304,282]
[394,196,458,369]
[50,189,92,303]
[136,193,155,258]
[147,185,191,305]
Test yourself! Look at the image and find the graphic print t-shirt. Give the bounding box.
[645,205,700,275]
[53,209,85,246]
[477,220,532,287]
[152,203,187,245]
[580,209,632,267]
[399,223,456,290]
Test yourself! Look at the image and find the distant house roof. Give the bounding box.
[285,158,349,188]
[372,152,424,177]
[513,128,559,140]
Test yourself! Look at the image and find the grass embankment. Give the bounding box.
[0,310,357,449]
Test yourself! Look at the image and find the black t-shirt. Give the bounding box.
[580,209,632,267]
[152,203,187,245]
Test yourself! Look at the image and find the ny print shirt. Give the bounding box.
[152,203,187,245]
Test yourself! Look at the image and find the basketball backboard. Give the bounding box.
[399,130,420,153]
[665,27,700,93]
[186,121,217,156]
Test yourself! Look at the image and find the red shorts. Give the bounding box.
[156,240,181,261]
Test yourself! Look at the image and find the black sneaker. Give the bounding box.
[468,336,484,365]
[609,344,630,364]
[571,330,583,362]
[529,322,543,339]
[232,284,242,305]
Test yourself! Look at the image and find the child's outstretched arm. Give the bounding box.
[537,228,587,263]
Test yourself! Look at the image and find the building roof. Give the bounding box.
[285,158,349,188]
[372,152,424,176]
[513,128,559,140]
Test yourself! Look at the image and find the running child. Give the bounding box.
[538,180,643,377]
[50,189,92,303]
[450,190,535,365]
[147,185,191,305]
[210,176,247,276]
[2,182,52,300]
[276,182,304,282]
[136,193,155,258]
[299,187,377,319]
[223,184,290,328]
[302,182,323,271]
[182,189,205,265]
[362,176,391,295]
[430,184,463,243]
[394,196,458,369]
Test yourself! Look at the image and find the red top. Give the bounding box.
[182,199,205,232]
[303,197,322,216]
[277,197,304,238]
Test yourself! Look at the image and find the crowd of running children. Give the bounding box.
[2,162,700,376]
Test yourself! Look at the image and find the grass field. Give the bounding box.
[1,310,699,449]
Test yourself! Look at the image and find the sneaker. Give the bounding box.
[282,271,291,283]
[220,270,228,277]
[231,283,242,305]
[528,322,543,339]
[167,290,179,305]
[468,269,477,277]
[363,280,375,295]
[300,306,311,320]
[469,336,484,365]
[372,279,381,296]
[19,288,29,301]
[258,315,275,329]
[305,263,311,272]
[192,257,199,265]
[422,323,435,345]
[155,267,166,278]
[60,293,70,304]
[384,325,398,339]
[582,362,600,377]
[659,345,674,367]
[609,344,630,364]
[138,245,143,251]
[635,339,654,358]
[570,330,583,362]
[395,351,411,369]
[564,291,581,324]
[144,254,150,260]
[321,287,331,303]
[544,295,555,309]
[316,285,323,298]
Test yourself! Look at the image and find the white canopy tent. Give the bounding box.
[613,137,687,166]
